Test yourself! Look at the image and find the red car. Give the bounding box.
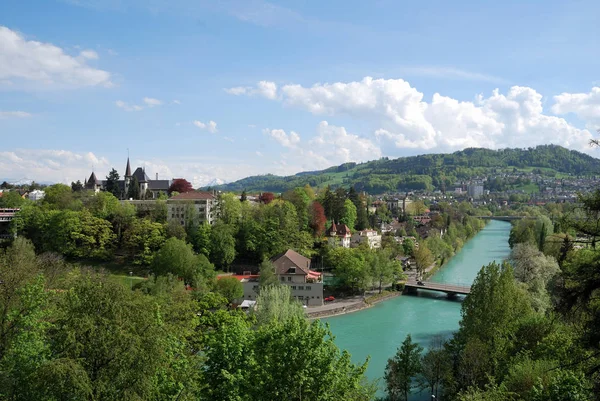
[324,296,335,302]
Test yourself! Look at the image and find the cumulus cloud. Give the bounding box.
[143,97,162,107]
[115,100,143,112]
[552,87,600,128]
[263,121,382,172]
[0,111,32,119]
[225,80,278,99]
[193,120,218,133]
[0,26,112,88]
[263,128,300,148]
[235,76,594,153]
[0,149,110,184]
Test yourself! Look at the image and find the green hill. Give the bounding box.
[210,145,600,194]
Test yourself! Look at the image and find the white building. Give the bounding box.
[28,190,45,201]
[230,249,324,307]
[351,229,382,249]
[166,191,218,226]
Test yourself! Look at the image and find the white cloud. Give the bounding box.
[115,100,143,112]
[256,151,263,156]
[225,86,251,95]
[236,76,594,153]
[0,26,112,88]
[257,80,278,99]
[263,128,300,148]
[552,87,600,128]
[0,149,110,184]
[143,97,162,107]
[263,121,382,173]
[225,81,278,99]
[193,120,218,133]
[0,111,32,119]
[172,99,181,104]
[79,49,98,60]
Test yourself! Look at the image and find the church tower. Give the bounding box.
[124,156,132,197]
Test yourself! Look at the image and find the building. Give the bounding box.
[327,221,352,248]
[28,190,45,201]
[351,229,382,249]
[166,191,218,226]
[232,249,324,307]
[467,184,484,199]
[85,157,171,199]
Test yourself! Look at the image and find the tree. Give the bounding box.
[259,259,279,288]
[127,176,140,200]
[123,218,166,265]
[418,335,452,400]
[192,222,211,257]
[168,178,193,194]
[105,168,121,198]
[240,189,247,202]
[309,201,327,237]
[414,243,434,279]
[216,277,243,304]
[0,191,25,208]
[253,285,304,327]
[209,223,237,270]
[259,192,275,204]
[152,238,214,286]
[218,192,242,225]
[340,199,357,231]
[385,334,423,401]
[43,184,76,210]
[402,238,415,257]
[326,247,369,294]
[71,180,84,192]
[368,250,399,293]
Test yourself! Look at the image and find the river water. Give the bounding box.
[323,220,512,399]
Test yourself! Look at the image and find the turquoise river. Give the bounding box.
[323,219,512,399]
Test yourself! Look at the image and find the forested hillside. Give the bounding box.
[212,145,600,194]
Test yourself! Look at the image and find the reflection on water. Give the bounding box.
[323,220,512,399]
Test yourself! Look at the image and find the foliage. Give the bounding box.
[340,198,358,231]
[253,285,304,327]
[152,237,215,288]
[123,218,166,265]
[209,222,237,269]
[309,201,327,237]
[414,243,434,279]
[216,276,243,303]
[105,168,121,198]
[258,259,279,288]
[127,176,140,200]
[168,178,193,194]
[385,334,423,401]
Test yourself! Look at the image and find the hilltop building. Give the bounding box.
[351,229,382,249]
[85,157,171,199]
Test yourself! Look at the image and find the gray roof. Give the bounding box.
[148,180,171,190]
[132,167,150,183]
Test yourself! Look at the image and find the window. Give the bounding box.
[298,286,304,290]
[253,285,258,290]
[280,276,285,281]
[291,286,296,290]
[298,296,304,300]
[287,277,291,282]
[317,296,320,299]
[289,267,296,274]
[306,286,311,291]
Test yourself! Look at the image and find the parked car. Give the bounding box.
[324,296,335,302]
[417,281,424,286]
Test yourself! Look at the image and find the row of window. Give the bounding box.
[290,286,312,291]
[246,294,320,300]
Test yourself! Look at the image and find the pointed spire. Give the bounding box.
[125,157,132,177]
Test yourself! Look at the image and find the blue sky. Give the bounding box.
[1,0,600,186]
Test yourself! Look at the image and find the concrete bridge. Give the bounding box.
[404,280,471,297]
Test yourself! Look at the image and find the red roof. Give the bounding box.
[328,222,351,237]
[218,274,259,281]
[170,191,215,200]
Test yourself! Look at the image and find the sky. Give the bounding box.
[1,0,600,187]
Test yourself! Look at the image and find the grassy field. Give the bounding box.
[75,259,148,288]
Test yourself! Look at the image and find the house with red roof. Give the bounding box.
[222,249,324,307]
[327,221,352,248]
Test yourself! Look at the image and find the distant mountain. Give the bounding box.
[205,178,227,187]
[210,145,600,194]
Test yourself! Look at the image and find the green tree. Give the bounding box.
[218,192,242,225]
[414,243,434,280]
[0,191,25,208]
[123,218,166,265]
[216,277,244,304]
[105,168,121,198]
[259,259,279,288]
[340,198,358,231]
[385,334,423,401]
[192,222,212,257]
[368,250,399,293]
[209,222,237,269]
[253,285,304,327]
[418,335,452,400]
[152,238,214,287]
[43,184,76,210]
[127,176,140,200]
[402,238,415,257]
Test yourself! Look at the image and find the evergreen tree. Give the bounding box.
[127,176,140,200]
[105,168,121,198]
[385,334,423,401]
[71,180,83,192]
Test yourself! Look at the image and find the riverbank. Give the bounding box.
[306,291,402,319]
